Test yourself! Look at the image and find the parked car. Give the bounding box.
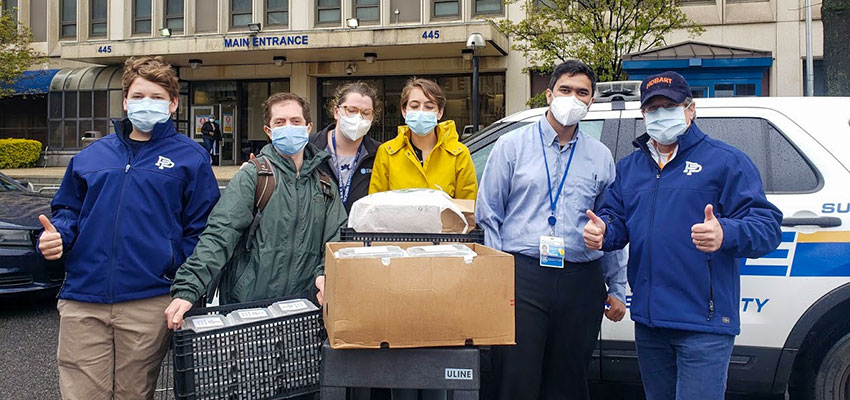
[0,171,64,294]
[466,96,850,400]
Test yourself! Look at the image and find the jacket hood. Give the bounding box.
[386,120,463,156]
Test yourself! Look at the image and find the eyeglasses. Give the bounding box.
[339,105,374,120]
[643,100,692,113]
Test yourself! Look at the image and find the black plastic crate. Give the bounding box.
[172,296,325,400]
[338,228,485,245]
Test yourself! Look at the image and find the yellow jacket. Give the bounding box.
[369,120,478,200]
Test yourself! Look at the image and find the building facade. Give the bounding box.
[0,0,824,165]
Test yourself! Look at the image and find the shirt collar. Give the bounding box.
[540,112,580,148]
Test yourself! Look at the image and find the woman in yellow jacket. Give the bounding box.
[369,78,478,200]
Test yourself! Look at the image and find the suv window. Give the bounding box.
[633,117,818,193]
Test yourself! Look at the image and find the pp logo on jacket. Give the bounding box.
[683,161,702,176]
[155,156,175,170]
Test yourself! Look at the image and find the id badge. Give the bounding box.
[539,235,565,268]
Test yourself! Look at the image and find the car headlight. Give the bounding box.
[0,229,33,247]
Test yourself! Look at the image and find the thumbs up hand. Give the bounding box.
[583,210,607,250]
[37,214,64,260]
[691,204,724,253]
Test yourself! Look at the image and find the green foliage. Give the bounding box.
[496,0,704,86]
[0,7,45,98]
[0,138,43,168]
[528,91,549,108]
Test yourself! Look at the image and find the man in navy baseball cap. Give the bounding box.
[640,71,692,109]
[583,70,783,400]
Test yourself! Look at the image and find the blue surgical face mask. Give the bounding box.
[644,106,688,145]
[405,110,439,136]
[127,98,172,133]
[271,124,310,155]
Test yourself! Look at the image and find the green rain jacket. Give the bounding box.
[170,143,347,305]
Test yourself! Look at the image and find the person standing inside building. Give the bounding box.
[310,82,382,213]
[369,78,477,200]
[476,60,627,400]
[165,92,347,325]
[583,71,782,400]
[201,115,221,159]
[37,56,220,400]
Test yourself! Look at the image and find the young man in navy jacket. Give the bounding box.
[37,56,220,399]
[583,71,782,400]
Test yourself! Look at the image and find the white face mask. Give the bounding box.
[337,113,372,141]
[549,95,589,127]
[645,106,689,145]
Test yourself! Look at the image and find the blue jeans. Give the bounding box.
[203,136,214,154]
[634,323,735,400]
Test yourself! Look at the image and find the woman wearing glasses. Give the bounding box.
[309,81,383,212]
[369,78,477,200]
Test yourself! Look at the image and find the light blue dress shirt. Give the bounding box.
[476,114,627,302]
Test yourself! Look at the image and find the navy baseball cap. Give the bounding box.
[640,71,691,108]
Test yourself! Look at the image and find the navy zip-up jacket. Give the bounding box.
[598,124,782,335]
[47,118,220,304]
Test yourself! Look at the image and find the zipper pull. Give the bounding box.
[707,300,715,320]
[125,164,130,173]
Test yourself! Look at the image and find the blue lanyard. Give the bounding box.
[538,121,578,226]
[331,130,362,204]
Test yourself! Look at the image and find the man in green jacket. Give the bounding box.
[165,92,347,328]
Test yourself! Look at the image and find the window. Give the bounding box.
[632,117,819,192]
[60,0,76,38]
[390,0,420,23]
[165,0,184,32]
[535,0,557,9]
[765,123,818,192]
[2,0,17,23]
[266,0,288,26]
[90,0,107,37]
[714,83,757,97]
[433,0,459,17]
[354,0,379,22]
[195,0,218,33]
[474,0,502,15]
[133,0,151,34]
[30,0,47,41]
[231,0,252,27]
[317,0,341,24]
[714,83,735,97]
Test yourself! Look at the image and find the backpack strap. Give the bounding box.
[244,156,276,250]
[202,156,275,302]
[316,169,333,200]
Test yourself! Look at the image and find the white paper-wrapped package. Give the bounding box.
[348,189,470,234]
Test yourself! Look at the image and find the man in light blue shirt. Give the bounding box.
[476,60,627,400]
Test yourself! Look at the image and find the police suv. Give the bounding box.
[466,97,850,399]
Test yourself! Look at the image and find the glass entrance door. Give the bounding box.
[219,103,237,166]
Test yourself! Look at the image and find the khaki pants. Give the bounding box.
[57,295,172,400]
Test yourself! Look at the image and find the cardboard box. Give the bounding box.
[323,242,515,349]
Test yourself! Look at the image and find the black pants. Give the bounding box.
[489,253,606,400]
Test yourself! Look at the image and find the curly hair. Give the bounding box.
[122,56,179,100]
[329,81,382,120]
